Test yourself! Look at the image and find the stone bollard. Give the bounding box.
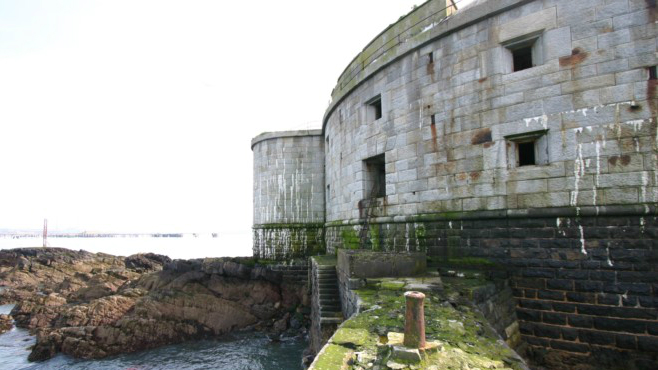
[403,291,426,348]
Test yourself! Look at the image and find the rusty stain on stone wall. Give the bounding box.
[559,48,588,67]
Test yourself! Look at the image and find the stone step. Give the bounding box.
[320,317,343,325]
[320,311,343,319]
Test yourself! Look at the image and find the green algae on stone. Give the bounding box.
[311,343,352,370]
[380,280,407,290]
[311,274,526,370]
[331,328,370,346]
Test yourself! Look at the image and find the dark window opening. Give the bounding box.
[649,66,657,80]
[364,154,386,198]
[326,184,330,202]
[431,114,436,125]
[512,46,533,72]
[428,52,433,64]
[372,100,382,120]
[518,141,536,166]
[367,95,382,121]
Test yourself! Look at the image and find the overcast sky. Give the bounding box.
[0,0,475,235]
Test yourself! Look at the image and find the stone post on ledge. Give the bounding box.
[403,291,426,348]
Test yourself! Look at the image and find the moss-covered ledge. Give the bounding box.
[309,274,528,370]
[324,204,658,227]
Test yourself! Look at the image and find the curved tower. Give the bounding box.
[251,130,325,260]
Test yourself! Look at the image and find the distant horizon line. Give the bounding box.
[0,230,250,237]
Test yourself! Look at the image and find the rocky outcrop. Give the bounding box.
[0,248,309,361]
[124,253,171,272]
[0,314,12,334]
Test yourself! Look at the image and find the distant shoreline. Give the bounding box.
[0,233,219,239]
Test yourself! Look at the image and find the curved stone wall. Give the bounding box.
[324,0,657,237]
[252,130,325,259]
[322,0,658,368]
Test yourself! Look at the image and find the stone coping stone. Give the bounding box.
[251,129,323,149]
[337,249,426,279]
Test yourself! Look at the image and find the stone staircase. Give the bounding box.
[317,265,343,324]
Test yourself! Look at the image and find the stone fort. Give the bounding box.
[252,0,657,368]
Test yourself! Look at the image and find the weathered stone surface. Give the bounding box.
[253,0,658,368]
[337,250,426,279]
[391,346,422,363]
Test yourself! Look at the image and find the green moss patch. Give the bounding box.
[331,328,370,347]
[311,343,352,370]
[380,280,407,290]
[311,275,525,370]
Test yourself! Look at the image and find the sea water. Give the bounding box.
[0,304,306,370]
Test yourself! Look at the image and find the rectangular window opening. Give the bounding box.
[502,31,542,73]
[428,52,433,64]
[512,46,533,72]
[518,141,536,166]
[372,100,382,120]
[364,154,386,198]
[505,129,549,168]
[649,66,657,80]
[431,114,436,125]
[366,95,382,121]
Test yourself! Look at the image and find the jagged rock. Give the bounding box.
[125,253,171,272]
[0,314,13,334]
[0,248,309,362]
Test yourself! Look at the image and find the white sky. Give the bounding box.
[0,0,474,235]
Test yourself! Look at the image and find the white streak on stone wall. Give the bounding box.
[641,171,649,203]
[523,114,548,129]
[594,140,601,205]
[571,136,584,208]
[579,225,587,255]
